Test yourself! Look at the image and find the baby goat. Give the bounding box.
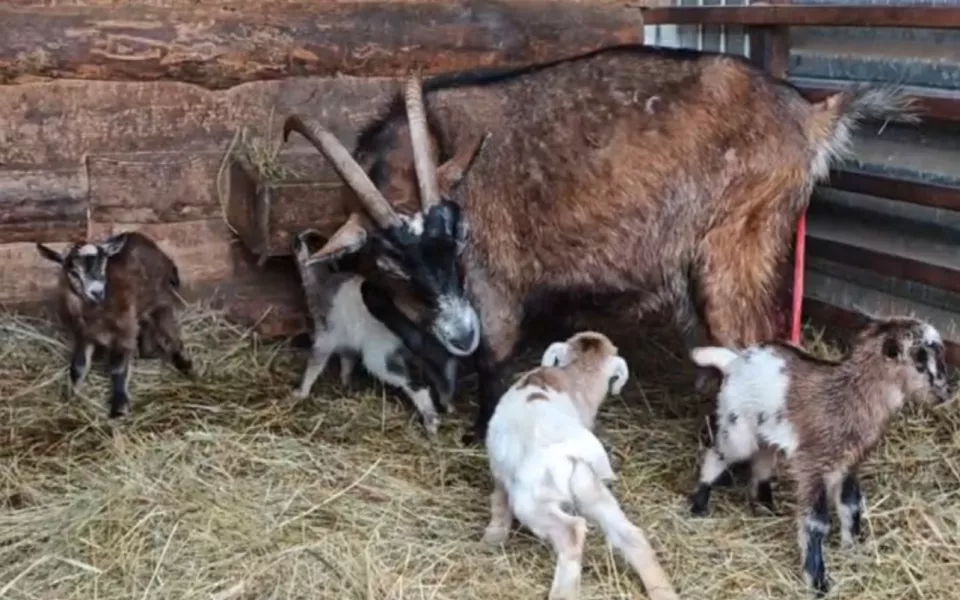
[689,316,953,596]
[36,232,194,418]
[483,331,677,600]
[290,229,457,437]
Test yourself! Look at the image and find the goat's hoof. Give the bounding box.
[108,401,130,419]
[840,534,860,551]
[690,505,710,518]
[481,527,508,546]
[808,575,830,598]
[291,389,309,401]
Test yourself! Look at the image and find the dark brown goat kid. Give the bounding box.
[36,232,194,418]
[283,45,918,444]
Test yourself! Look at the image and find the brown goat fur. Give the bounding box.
[36,231,194,418]
[688,316,952,595]
[286,44,918,445]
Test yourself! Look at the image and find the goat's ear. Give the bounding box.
[883,336,901,359]
[540,342,570,368]
[375,255,411,280]
[100,234,128,256]
[436,132,491,198]
[305,214,369,266]
[36,242,64,265]
[606,356,630,396]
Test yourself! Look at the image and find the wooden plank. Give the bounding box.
[0,241,71,304]
[88,219,250,284]
[0,77,396,170]
[0,1,644,89]
[187,265,308,340]
[826,169,960,213]
[0,219,253,304]
[798,81,960,124]
[803,298,960,366]
[807,237,960,295]
[0,168,88,243]
[640,5,960,29]
[87,153,223,224]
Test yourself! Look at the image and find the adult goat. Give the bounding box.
[283,45,917,445]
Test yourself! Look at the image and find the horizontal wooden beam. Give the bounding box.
[798,81,960,124]
[0,1,643,89]
[803,298,960,366]
[640,5,960,29]
[807,236,960,295]
[825,169,960,213]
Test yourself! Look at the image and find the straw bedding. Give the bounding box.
[1,305,958,600]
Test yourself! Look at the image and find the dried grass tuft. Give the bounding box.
[0,308,958,599]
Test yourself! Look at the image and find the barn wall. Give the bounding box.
[0,0,651,337]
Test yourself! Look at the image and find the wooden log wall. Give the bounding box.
[0,0,647,338]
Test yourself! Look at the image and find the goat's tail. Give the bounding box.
[689,346,739,374]
[569,461,679,600]
[805,84,920,180]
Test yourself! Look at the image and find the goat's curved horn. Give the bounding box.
[404,74,441,210]
[283,115,401,229]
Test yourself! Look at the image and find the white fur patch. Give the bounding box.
[712,347,800,458]
[921,323,942,346]
[403,212,425,236]
[77,244,98,257]
[431,294,480,356]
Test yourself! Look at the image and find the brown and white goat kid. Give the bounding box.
[483,331,677,600]
[688,316,953,596]
[36,232,194,418]
[290,229,458,437]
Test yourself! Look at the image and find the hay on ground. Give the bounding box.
[0,305,958,600]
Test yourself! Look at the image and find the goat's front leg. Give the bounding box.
[66,338,95,399]
[797,475,831,597]
[293,341,333,400]
[463,277,522,446]
[831,472,864,549]
[106,348,134,418]
[481,479,513,545]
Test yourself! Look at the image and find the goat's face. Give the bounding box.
[36,235,127,305]
[282,76,487,358]
[873,318,952,405]
[541,331,630,397]
[366,201,479,356]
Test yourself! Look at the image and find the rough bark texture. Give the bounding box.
[0,168,88,243]
[0,0,647,337]
[0,1,644,88]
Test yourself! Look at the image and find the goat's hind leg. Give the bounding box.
[481,478,514,545]
[106,348,134,418]
[523,505,587,600]
[576,476,678,600]
[153,305,194,378]
[749,445,777,515]
[691,411,757,516]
